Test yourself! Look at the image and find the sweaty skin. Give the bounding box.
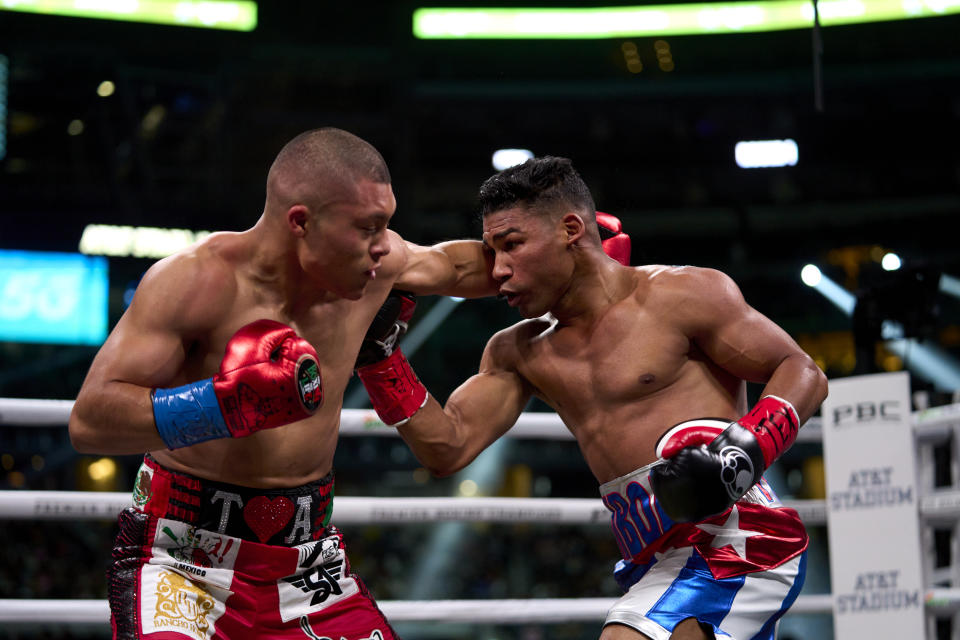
[394,206,826,640]
[69,177,496,487]
[396,206,827,487]
[471,266,752,481]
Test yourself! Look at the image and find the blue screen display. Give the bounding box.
[0,250,109,345]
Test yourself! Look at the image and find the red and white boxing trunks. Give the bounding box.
[108,455,398,640]
[600,460,808,639]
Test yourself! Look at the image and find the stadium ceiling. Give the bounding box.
[0,3,958,281]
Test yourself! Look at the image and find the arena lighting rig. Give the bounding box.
[0,0,257,31]
[413,0,960,39]
[735,139,799,169]
[803,264,960,391]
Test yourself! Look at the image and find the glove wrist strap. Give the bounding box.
[736,395,800,467]
[357,350,428,427]
[152,378,230,449]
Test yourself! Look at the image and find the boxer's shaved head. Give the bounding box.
[266,127,391,213]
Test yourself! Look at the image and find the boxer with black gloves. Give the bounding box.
[596,210,631,266]
[356,227,627,428]
[381,155,827,640]
[651,395,800,522]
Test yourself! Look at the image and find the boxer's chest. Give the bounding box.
[519,306,690,409]
[189,295,370,392]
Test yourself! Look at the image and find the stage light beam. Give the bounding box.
[805,268,856,316]
[940,274,960,300]
[805,267,959,392]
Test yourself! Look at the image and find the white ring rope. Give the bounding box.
[5,396,960,443]
[0,594,845,624]
[2,488,960,528]
[4,592,960,624]
[0,598,615,624]
[0,398,579,440]
[0,492,609,524]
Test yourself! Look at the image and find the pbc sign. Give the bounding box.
[821,372,924,640]
[832,401,901,428]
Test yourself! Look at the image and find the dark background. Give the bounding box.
[2,2,959,403]
[1,3,958,638]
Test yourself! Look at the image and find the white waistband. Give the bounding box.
[598,459,664,497]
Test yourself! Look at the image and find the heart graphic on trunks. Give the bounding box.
[243,496,296,543]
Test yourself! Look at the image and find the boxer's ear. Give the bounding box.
[287,205,309,236]
[560,212,586,246]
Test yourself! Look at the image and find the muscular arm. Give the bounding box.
[649,268,828,521]
[392,235,497,298]
[69,251,234,454]
[396,329,531,476]
[671,268,827,421]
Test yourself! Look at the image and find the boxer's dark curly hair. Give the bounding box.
[477,156,595,219]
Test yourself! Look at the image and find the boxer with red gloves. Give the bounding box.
[68,127,501,640]
[651,395,800,522]
[152,319,323,449]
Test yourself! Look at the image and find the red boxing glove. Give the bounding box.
[357,351,428,427]
[214,320,324,436]
[596,211,631,266]
[356,291,428,426]
[153,319,323,448]
[655,419,727,459]
[736,395,801,468]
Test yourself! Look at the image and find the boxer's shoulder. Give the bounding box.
[641,264,727,288]
[482,316,553,368]
[500,315,555,345]
[637,265,740,311]
[146,232,239,281]
[133,236,240,333]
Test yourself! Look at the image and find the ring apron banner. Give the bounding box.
[821,371,924,639]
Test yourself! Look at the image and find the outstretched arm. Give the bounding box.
[388,210,632,299]
[397,331,532,476]
[353,290,531,476]
[392,235,498,299]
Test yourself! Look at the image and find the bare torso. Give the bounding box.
[509,266,746,484]
[150,234,398,487]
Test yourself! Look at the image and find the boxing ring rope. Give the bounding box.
[0,398,582,440]
[3,397,960,627]
[0,595,845,624]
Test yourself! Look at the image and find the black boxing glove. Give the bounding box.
[355,291,427,426]
[650,396,800,522]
